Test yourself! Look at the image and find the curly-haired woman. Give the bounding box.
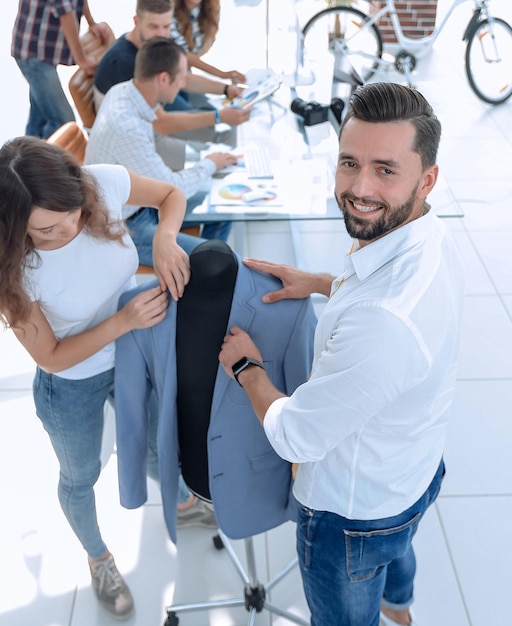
[0,136,189,620]
[171,0,246,84]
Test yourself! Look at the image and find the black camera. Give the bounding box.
[330,97,345,124]
[290,97,345,126]
[290,98,330,126]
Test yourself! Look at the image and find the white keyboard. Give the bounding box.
[244,146,274,179]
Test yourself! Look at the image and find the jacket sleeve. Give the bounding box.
[114,292,153,509]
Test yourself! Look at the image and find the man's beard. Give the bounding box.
[336,184,420,242]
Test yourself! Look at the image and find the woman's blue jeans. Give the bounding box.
[33,366,190,557]
[297,460,445,626]
[33,367,115,559]
[15,58,75,139]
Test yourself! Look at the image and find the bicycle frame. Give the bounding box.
[345,0,493,60]
[301,0,512,104]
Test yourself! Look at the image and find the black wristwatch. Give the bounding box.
[232,356,265,387]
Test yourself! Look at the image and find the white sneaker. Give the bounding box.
[89,554,134,620]
[177,497,218,529]
[379,608,417,626]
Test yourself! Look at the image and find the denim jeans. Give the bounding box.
[164,90,214,113]
[126,196,232,267]
[296,460,445,626]
[15,58,75,139]
[164,90,192,112]
[33,367,114,559]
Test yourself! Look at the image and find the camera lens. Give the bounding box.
[291,98,330,126]
[330,98,345,123]
[290,97,307,116]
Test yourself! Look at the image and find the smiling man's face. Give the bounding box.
[335,118,438,247]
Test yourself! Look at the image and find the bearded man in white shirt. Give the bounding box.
[219,82,465,626]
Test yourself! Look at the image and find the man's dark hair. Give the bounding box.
[136,0,173,16]
[340,82,442,170]
[134,37,185,81]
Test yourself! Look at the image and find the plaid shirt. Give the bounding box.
[11,0,84,66]
[170,7,204,54]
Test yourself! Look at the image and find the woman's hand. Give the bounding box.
[119,286,168,330]
[223,70,246,84]
[126,171,190,299]
[152,231,191,301]
[11,287,168,374]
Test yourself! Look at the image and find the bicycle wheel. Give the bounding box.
[302,7,383,81]
[465,17,512,104]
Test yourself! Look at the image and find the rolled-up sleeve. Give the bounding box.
[263,305,429,464]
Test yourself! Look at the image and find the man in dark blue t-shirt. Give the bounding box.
[94,0,251,146]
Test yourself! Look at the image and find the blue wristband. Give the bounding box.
[214,109,221,124]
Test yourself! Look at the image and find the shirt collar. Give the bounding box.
[345,210,437,282]
[126,80,158,123]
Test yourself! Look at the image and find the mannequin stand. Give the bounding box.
[164,530,308,626]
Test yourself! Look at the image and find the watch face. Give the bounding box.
[232,357,264,386]
[232,357,249,375]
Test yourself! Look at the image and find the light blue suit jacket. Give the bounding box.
[115,261,316,543]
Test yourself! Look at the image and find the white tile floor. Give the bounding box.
[1,0,512,624]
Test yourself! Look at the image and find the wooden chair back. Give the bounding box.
[46,121,88,164]
[68,23,115,132]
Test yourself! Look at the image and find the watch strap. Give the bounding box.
[232,356,265,387]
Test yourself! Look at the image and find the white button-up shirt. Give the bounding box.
[264,211,465,520]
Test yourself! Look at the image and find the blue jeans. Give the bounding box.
[15,58,75,139]
[185,189,233,246]
[164,90,192,112]
[126,196,232,267]
[297,460,445,626]
[164,90,214,113]
[33,367,114,559]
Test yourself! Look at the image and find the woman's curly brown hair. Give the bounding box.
[0,136,126,328]
[174,0,220,52]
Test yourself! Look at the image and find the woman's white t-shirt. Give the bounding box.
[23,164,138,380]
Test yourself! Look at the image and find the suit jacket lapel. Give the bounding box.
[210,262,257,420]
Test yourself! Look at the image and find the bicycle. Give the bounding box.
[301,0,512,104]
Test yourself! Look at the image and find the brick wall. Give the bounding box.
[372,0,439,43]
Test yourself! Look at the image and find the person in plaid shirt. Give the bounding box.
[11,0,111,138]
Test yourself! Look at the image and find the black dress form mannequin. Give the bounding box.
[176,240,238,500]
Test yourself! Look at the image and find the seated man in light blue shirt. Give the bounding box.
[85,36,237,264]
